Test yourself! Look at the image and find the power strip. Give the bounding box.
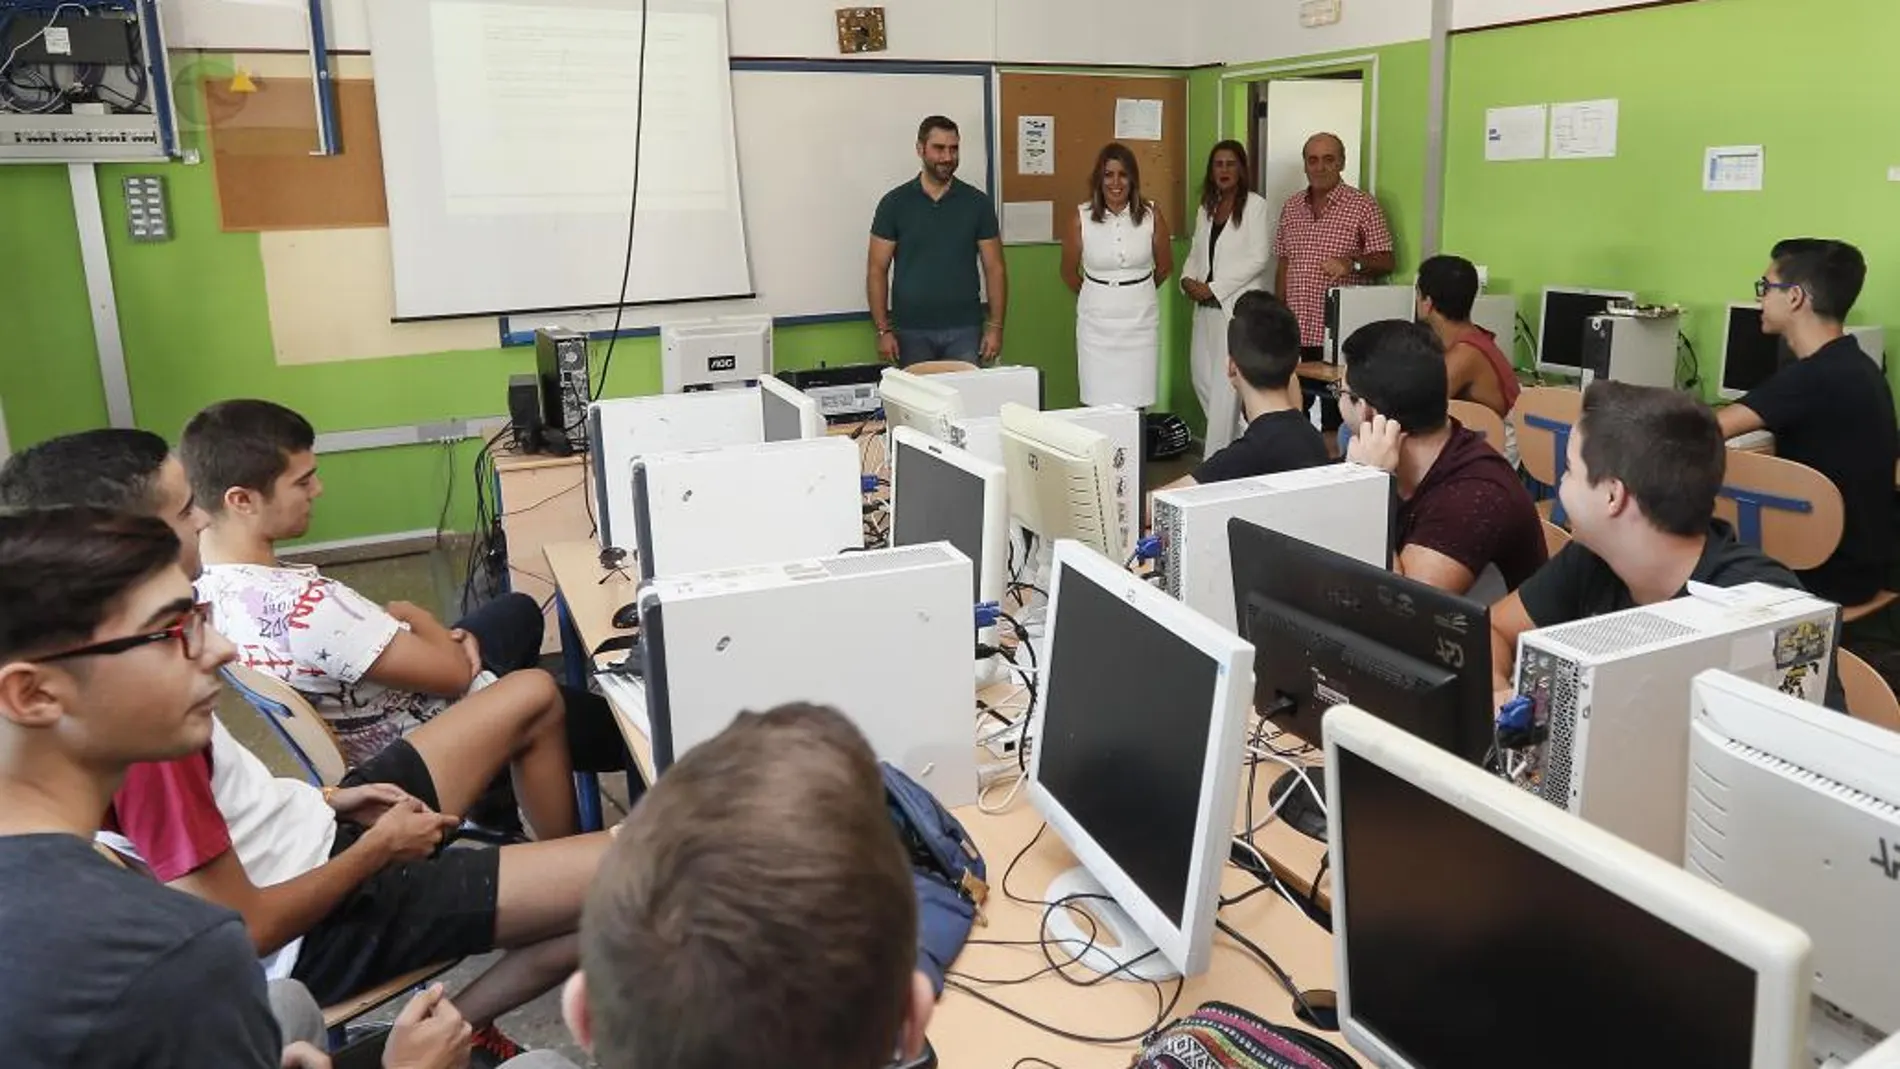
[981,720,1024,761]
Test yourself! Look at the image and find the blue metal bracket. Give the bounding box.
[1717,486,1812,548]
[305,0,338,155]
[1522,413,1575,527]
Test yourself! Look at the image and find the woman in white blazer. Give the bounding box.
[1180,140,1273,456]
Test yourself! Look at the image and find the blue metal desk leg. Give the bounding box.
[556,593,603,832]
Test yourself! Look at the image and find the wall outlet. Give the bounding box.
[1888,166,1900,183]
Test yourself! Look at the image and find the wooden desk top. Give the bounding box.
[1295,361,1342,383]
[493,447,587,473]
[544,539,1355,1067]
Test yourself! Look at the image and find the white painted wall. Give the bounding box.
[163,0,1190,63]
[996,0,1195,67]
[1193,0,1430,65]
[727,0,992,61]
[1452,0,1676,31]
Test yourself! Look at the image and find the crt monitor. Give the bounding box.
[888,426,1008,606]
[879,368,965,443]
[1720,303,1782,399]
[1027,540,1254,980]
[1687,670,1900,1065]
[760,375,822,441]
[998,402,1123,561]
[1325,705,1812,1069]
[1537,286,1634,373]
[1228,518,1490,841]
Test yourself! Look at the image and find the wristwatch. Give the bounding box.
[1350,257,1364,274]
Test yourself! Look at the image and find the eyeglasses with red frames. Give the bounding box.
[32,602,212,664]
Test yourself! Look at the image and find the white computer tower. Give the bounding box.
[1510,584,1838,862]
[587,391,764,550]
[951,405,1142,561]
[1850,324,1886,369]
[1150,463,1392,634]
[660,317,772,393]
[1323,285,1417,362]
[637,543,976,804]
[1580,310,1679,389]
[1471,293,1516,351]
[630,437,862,580]
[1687,672,1900,1065]
[931,365,1042,418]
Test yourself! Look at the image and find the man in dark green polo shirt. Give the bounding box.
[867,115,1008,367]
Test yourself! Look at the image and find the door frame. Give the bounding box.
[1218,54,1381,198]
[1246,71,1368,199]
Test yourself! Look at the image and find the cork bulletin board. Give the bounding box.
[998,71,1189,244]
[204,76,389,231]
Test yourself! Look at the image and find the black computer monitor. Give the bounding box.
[1026,542,1255,978]
[888,427,1007,606]
[1720,304,1784,398]
[1228,518,1493,840]
[1537,288,1630,372]
[1330,740,1772,1068]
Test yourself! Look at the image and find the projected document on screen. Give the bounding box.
[367,0,753,319]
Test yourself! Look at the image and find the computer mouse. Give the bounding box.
[611,601,640,630]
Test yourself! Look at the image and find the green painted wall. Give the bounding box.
[1164,41,1427,434]
[0,61,1208,545]
[1443,0,1900,408]
[1206,41,1432,277]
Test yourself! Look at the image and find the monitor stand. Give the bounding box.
[1268,766,1330,843]
[1041,868,1180,982]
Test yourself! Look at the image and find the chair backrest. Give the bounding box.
[1541,519,1573,558]
[906,359,981,376]
[1508,386,1583,489]
[1838,648,1900,734]
[1449,400,1508,457]
[1713,449,1844,571]
[222,665,347,786]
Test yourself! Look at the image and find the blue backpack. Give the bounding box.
[881,764,988,993]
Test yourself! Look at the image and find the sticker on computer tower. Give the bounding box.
[1311,670,1350,709]
[1773,621,1827,668]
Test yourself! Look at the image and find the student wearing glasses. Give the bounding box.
[1,430,605,1064]
[1716,239,1897,609]
[0,508,523,1068]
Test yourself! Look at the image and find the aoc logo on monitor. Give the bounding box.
[707,354,737,372]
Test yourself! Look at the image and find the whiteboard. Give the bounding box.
[731,64,991,320]
[505,63,992,337]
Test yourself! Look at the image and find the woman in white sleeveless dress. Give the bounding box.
[1061,143,1174,408]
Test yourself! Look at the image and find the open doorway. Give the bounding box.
[1248,73,1366,246]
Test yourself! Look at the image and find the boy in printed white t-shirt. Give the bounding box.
[181,399,631,779]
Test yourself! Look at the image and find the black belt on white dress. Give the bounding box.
[1084,272,1154,288]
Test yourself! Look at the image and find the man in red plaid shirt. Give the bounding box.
[1272,132,1395,355]
[1272,132,1395,437]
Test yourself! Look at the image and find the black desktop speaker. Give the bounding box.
[507,374,543,452]
[535,329,591,449]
